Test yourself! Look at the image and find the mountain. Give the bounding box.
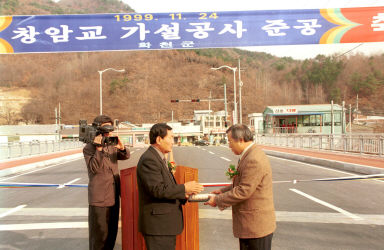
[1,0,384,125]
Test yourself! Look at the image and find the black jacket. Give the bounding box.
[137,146,186,235]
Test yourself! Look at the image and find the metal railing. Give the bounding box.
[0,140,84,160]
[255,134,384,156]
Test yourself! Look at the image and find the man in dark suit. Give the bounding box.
[137,123,204,250]
[83,115,130,250]
[205,124,276,250]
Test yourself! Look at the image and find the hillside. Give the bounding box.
[1,0,384,125]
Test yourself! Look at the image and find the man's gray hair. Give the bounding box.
[226,124,254,142]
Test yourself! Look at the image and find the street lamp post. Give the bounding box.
[211,65,238,124]
[98,68,125,115]
[223,83,227,126]
[238,58,243,124]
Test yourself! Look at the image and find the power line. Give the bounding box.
[336,43,364,58]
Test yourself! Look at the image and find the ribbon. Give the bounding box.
[0,174,383,188]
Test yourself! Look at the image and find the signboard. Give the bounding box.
[272,108,298,114]
[1,6,383,54]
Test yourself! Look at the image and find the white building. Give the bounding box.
[248,113,264,134]
[194,110,227,143]
[0,124,60,143]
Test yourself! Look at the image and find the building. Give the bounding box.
[248,113,264,134]
[0,124,60,143]
[116,122,149,147]
[263,104,345,134]
[117,121,201,147]
[194,110,227,144]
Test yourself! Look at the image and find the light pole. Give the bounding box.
[98,68,125,115]
[211,65,238,124]
[238,58,243,124]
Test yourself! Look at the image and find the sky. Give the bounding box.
[123,0,384,60]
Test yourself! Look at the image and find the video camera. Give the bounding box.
[79,120,118,146]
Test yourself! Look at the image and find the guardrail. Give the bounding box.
[0,140,84,160]
[255,134,384,156]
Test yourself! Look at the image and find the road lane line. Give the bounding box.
[0,158,81,182]
[268,155,354,175]
[1,208,382,227]
[290,188,362,220]
[208,151,215,155]
[270,156,384,184]
[220,157,231,162]
[199,209,384,225]
[0,222,88,231]
[57,178,81,189]
[0,205,27,218]
[201,148,206,151]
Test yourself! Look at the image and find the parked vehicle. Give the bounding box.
[194,140,210,146]
[180,141,193,146]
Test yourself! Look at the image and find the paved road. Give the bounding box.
[0,145,383,250]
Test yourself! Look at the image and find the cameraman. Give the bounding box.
[83,115,130,250]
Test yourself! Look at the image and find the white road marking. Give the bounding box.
[269,154,384,184]
[201,148,206,151]
[57,178,81,189]
[0,158,81,182]
[0,208,88,216]
[220,157,231,162]
[208,151,215,155]
[290,188,362,220]
[0,205,27,218]
[268,155,355,175]
[0,222,88,231]
[1,208,382,231]
[199,209,384,225]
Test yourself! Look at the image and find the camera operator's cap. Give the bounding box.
[94,115,113,125]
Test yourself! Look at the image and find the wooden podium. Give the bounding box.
[120,166,199,250]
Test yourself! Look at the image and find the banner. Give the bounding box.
[0,6,383,54]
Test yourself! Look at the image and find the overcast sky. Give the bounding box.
[123,0,384,59]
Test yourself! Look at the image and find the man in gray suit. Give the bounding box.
[205,124,276,250]
[137,123,204,250]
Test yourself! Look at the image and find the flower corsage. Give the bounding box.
[225,164,239,180]
[168,161,177,174]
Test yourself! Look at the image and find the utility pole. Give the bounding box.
[224,82,228,127]
[349,103,352,151]
[349,104,352,135]
[342,100,345,134]
[331,100,334,135]
[356,94,359,122]
[58,102,61,126]
[211,65,237,124]
[208,90,212,114]
[58,103,61,140]
[238,58,243,124]
[55,108,58,126]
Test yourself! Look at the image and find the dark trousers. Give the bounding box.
[239,233,273,250]
[143,234,176,250]
[88,199,120,250]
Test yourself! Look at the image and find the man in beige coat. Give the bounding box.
[205,124,276,250]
